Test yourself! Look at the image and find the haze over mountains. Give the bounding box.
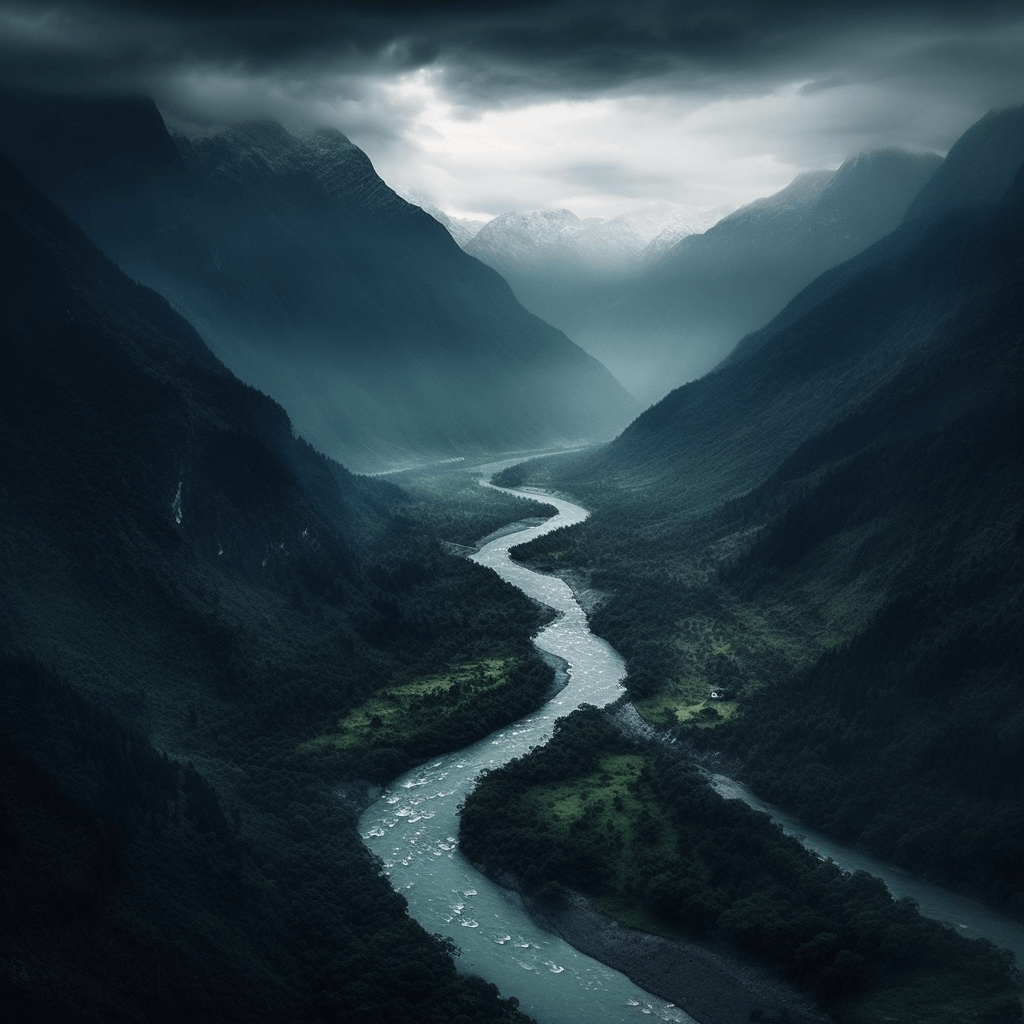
[500,103,1024,915]
[463,201,731,273]
[563,116,1024,513]
[0,92,637,473]
[451,151,943,404]
[2,76,1024,1024]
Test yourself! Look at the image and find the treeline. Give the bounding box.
[461,707,1021,1020]
[498,259,1024,913]
[1,150,544,1023]
[0,654,532,1024]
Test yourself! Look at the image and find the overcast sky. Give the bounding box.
[1,0,1023,219]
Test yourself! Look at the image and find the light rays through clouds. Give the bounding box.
[1,1,1023,218]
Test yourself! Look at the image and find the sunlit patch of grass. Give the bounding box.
[635,689,739,728]
[523,753,677,889]
[527,754,647,824]
[300,658,514,752]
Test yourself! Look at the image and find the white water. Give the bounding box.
[359,471,1024,1024]
[360,483,695,1024]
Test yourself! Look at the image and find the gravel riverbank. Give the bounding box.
[520,888,832,1024]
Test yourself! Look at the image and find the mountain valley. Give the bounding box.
[0,91,637,473]
[490,106,1024,924]
[448,152,944,405]
[1,84,1022,1024]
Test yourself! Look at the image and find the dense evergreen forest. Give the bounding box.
[461,707,1021,1023]
[0,150,548,1023]
[468,154,1024,1022]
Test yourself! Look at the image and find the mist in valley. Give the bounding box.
[1,4,1023,1024]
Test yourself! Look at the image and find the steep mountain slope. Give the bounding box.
[697,172,1024,906]
[562,151,941,403]
[0,91,636,472]
[0,149,542,1024]
[571,162,1012,516]
[396,187,487,246]
[501,148,1024,913]
[904,103,1024,223]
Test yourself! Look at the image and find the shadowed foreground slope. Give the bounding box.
[0,149,540,1024]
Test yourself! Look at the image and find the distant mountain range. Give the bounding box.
[0,92,637,473]
[450,151,942,404]
[505,104,1024,911]
[462,201,732,273]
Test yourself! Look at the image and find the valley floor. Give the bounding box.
[520,886,830,1024]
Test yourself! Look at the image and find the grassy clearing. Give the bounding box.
[300,657,514,753]
[632,526,896,730]
[523,752,677,890]
[635,689,739,728]
[525,754,647,827]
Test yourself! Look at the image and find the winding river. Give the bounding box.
[359,474,1024,1024]
[360,480,692,1024]
[709,775,1024,968]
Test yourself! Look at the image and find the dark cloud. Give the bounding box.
[0,1,1022,215]
[2,1,1022,106]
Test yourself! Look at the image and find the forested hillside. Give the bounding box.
[0,90,637,473]
[461,707,1020,1023]
[0,149,545,1023]
[488,147,1024,921]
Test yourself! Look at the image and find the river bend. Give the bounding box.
[359,483,693,1024]
[359,476,1024,1024]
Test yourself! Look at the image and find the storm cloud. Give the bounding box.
[1,0,1022,215]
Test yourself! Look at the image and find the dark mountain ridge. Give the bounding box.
[576,157,1018,519]
[491,148,941,404]
[0,90,637,473]
[498,112,1024,919]
[0,147,541,1023]
[903,103,1024,223]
